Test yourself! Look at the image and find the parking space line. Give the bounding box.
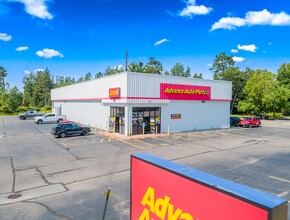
[134,139,156,147]
[155,137,180,145]
[269,176,290,183]
[119,140,143,149]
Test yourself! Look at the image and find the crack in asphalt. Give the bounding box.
[30,122,79,160]
[10,157,15,193]
[22,201,74,220]
[35,167,51,185]
[66,168,130,185]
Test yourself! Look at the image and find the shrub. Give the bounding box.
[0,105,11,113]
[42,105,52,111]
[16,106,28,113]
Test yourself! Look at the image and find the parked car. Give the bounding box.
[51,123,91,138]
[35,113,66,124]
[19,110,45,120]
[239,116,261,128]
[230,116,241,126]
[60,120,85,126]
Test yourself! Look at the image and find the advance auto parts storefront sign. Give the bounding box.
[160,83,211,100]
[131,153,288,220]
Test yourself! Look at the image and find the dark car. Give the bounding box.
[230,116,241,126]
[51,123,91,138]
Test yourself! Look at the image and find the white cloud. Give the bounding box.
[233,56,245,62]
[0,33,12,41]
[36,48,64,58]
[115,65,124,71]
[211,17,247,31]
[34,68,44,72]
[211,9,290,31]
[16,46,29,51]
[231,49,238,53]
[154,38,169,46]
[237,44,257,52]
[179,0,212,17]
[16,0,53,20]
[24,70,30,75]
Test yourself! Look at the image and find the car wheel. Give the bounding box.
[37,119,43,124]
[57,119,63,123]
[82,130,89,136]
[257,123,261,127]
[59,132,66,138]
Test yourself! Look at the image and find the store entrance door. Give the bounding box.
[109,107,125,134]
[143,117,150,134]
[115,117,120,132]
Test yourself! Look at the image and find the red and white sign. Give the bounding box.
[131,154,278,220]
[109,87,121,99]
[160,83,211,100]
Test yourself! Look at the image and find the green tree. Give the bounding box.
[32,69,54,107]
[170,63,191,77]
[6,86,23,112]
[95,72,103,78]
[237,69,275,114]
[164,70,170,76]
[77,76,84,83]
[145,57,163,74]
[104,66,116,76]
[0,66,7,92]
[115,65,124,73]
[128,62,145,72]
[192,73,203,79]
[277,63,290,87]
[210,52,235,79]
[22,72,35,106]
[84,72,92,81]
[265,81,290,116]
[221,67,249,113]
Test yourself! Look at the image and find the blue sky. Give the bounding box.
[0,0,290,89]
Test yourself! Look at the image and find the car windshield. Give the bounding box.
[244,117,253,120]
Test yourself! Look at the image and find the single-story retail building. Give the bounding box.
[51,72,232,136]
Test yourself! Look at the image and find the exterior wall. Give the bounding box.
[161,101,230,133]
[53,101,110,128]
[51,72,232,135]
[127,72,231,103]
[51,73,128,103]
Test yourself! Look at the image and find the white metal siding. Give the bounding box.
[161,101,230,133]
[53,101,110,128]
[51,73,128,101]
[127,72,232,103]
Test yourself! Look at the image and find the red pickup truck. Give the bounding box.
[239,116,261,128]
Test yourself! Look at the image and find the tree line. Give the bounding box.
[0,54,290,117]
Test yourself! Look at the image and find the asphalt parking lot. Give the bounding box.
[0,116,290,219]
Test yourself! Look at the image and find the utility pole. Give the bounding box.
[125,50,128,71]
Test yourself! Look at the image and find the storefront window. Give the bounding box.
[132,107,161,135]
